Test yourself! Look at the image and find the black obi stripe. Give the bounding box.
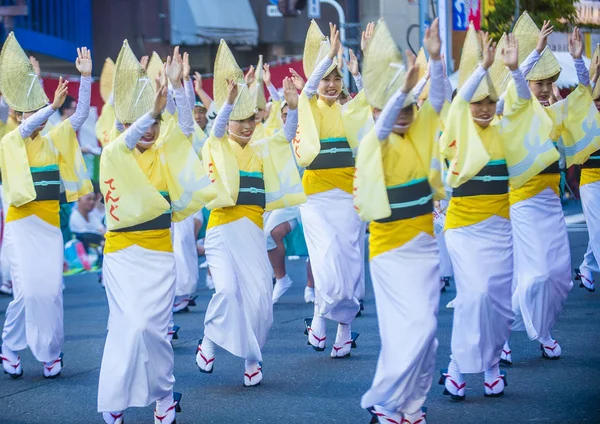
[452,163,509,197]
[33,170,61,201]
[583,149,600,169]
[306,139,354,170]
[540,161,560,174]
[113,194,172,232]
[375,179,433,223]
[237,175,266,208]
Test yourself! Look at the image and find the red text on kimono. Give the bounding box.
[104,178,121,221]
[207,162,216,183]
[292,130,301,159]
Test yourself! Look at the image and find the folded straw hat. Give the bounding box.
[303,20,339,80]
[213,40,255,121]
[0,32,48,112]
[113,40,155,124]
[146,51,164,92]
[458,23,498,103]
[99,58,115,103]
[249,55,267,110]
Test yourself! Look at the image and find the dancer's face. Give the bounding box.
[229,115,256,146]
[529,78,554,106]
[318,70,343,100]
[470,97,497,129]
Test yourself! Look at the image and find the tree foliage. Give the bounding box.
[482,0,578,40]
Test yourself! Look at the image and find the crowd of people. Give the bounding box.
[0,11,598,424]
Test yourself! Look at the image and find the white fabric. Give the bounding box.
[355,220,367,302]
[2,215,63,362]
[263,206,300,251]
[172,215,199,297]
[445,215,513,374]
[204,217,273,362]
[300,189,362,323]
[361,233,441,416]
[580,182,600,280]
[98,246,175,412]
[69,208,105,235]
[0,185,11,284]
[510,188,572,340]
[434,198,453,278]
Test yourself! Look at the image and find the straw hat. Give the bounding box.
[591,44,600,99]
[213,40,255,121]
[458,24,498,103]
[99,58,115,103]
[526,47,561,81]
[512,12,539,65]
[249,55,267,110]
[488,33,511,96]
[415,47,431,100]
[512,11,561,81]
[0,32,48,112]
[363,20,413,110]
[113,40,155,124]
[146,52,164,92]
[303,20,339,80]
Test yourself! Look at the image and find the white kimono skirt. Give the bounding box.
[361,233,441,415]
[510,188,572,341]
[445,215,514,373]
[172,214,199,298]
[2,215,63,362]
[98,245,176,412]
[263,206,300,251]
[300,189,362,324]
[203,217,273,362]
[580,181,600,281]
[434,197,453,279]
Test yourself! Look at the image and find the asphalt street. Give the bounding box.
[0,205,599,423]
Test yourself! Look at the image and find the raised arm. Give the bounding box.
[165,86,176,116]
[374,49,419,140]
[346,49,363,91]
[68,47,93,131]
[503,34,531,101]
[211,80,237,139]
[282,77,299,142]
[194,72,213,111]
[569,27,589,87]
[423,19,445,113]
[263,64,281,102]
[166,47,195,137]
[182,52,196,111]
[20,77,69,139]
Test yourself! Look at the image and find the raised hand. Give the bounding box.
[502,34,519,71]
[361,22,375,53]
[289,68,305,91]
[569,27,584,59]
[75,47,92,77]
[345,49,359,76]
[51,77,69,110]
[244,65,255,85]
[328,22,341,60]
[193,71,204,95]
[424,18,441,60]
[140,55,149,70]
[166,46,183,88]
[152,66,168,118]
[481,32,496,70]
[226,78,238,105]
[263,64,272,85]
[402,50,420,94]
[283,77,298,110]
[183,52,191,80]
[29,56,41,78]
[536,20,554,54]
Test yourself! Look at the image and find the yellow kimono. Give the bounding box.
[0,119,92,228]
[202,130,306,231]
[96,101,118,148]
[296,90,371,195]
[251,100,283,142]
[100,124,220,254]
[355,102,445,260]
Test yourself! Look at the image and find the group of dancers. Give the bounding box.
[0,11,599,424]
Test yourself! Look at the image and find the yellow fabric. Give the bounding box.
[100,124,219,231]
[354,101,445,222]
[500,80,560,188]
[0,116,17,140]
[0,119,91,207]
[369,215,433,260]
[445,193,510,230]
[202,131,305,215]
[581,168,600,186]
[191,122,207,159]
[457,24,498,102]
[207,205,264,231]
[297,91,371,195]
[263,100,283,138]
[509,173,560,205]
[104,229,172,254]
[6,200,59,228]
[555,85,600,167]
[96,102,117,147]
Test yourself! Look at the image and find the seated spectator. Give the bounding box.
[70,192,106,250]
